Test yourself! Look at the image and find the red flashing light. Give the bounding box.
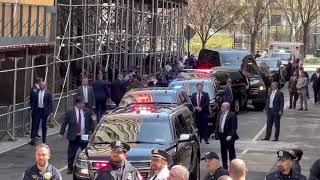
[133,106,155,113]
[92,161,109,169]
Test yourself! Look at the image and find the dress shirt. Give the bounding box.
[220,111,229,133]
[38,90,45,108]
[269,90,277,108]
[75,107,85,135]
[228,85,233,101]
[83,86,88,103]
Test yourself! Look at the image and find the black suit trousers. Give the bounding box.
[313,87,320,103]
[266,108,281,140]
[67,136,88,169]
[219,135,236,169]
[95,99,107,120]
[31,108,48,143]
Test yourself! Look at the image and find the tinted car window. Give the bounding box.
[119,92,177,107]
[215,71,247,85]
[170,81,215,99]
[256,60,278,69]
[174,115,190,137]
[92,117,172,143]
[198,49,221,66]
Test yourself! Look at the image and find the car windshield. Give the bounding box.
[92,117,172,144]
[170,81,215,99]
[270,53,291,60]
[221,51,250,68]
[119,92,177,107]
[256,60,277,69]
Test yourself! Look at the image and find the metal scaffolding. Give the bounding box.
[0,0,186,141]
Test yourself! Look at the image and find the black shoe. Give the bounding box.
[304,108,308,111]
[298,108,303,111]
[272,139,278,141]
[288,106,292,109]
[261,138,269,141]
[205,140,209,144]
[29,141,35,146]
[67,168,73,174]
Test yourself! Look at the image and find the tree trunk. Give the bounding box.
[251,32,257,54]
[201,38,207,49]
[302,24,309,58]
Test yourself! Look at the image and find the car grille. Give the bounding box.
[131,161,151,179]
[249,87,259,95]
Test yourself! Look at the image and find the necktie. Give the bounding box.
[77,109,82,134]
[197,93,201,106]
[152,175,157,180]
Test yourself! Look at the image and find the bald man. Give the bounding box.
[168,165,189,180]
[229,159,248,180]
[214,102,239,169]
[217,175,233,180]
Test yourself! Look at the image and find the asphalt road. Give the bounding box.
[0,84,319,180]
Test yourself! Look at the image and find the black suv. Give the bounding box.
[118,87,194,113]
[211,67,249,113]
[73,104,200,180]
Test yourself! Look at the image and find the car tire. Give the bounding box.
[190,155,200,180]
[234,99,240,114]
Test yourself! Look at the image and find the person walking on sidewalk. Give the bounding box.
[29,82,53,146]
[261,82,284,141]
[59,96,95,174]
[297,72,309,111]
[30,77,43,140]
[310,68,320,104]
[77,77,96,110]
[288,71,299,109]
[23,144,62,180]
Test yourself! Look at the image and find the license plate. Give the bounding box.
[247,99,253,104]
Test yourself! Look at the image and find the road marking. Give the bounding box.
[59,165,68,172]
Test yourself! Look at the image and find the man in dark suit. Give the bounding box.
[92,72,109,120]
[59,96,95,174]
[76,77,95,110]
[30,77,43,139]
[191,82,210,144]
[310,68,320,104]
[214,102,239,169]
[223,78,233,104]
[110,74,127,106]
[262,82,284,141]
[29,82,53,145]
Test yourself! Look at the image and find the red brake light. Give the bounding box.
[133,106,155,113]
[92,161,109,169]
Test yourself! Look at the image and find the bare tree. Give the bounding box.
[186,0,240,49]
[276,0,299,41]
[240,0,270,53]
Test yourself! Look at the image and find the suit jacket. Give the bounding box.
[214,111,239,141]
[31,90,53,116]
[92,80,109,100]
[223,85,233,103]
[60,107,94,141]
[77,85,95,108]
[265,90,284,113]
[191,91,210,115]
[110,79,127,104]
[310,73,320,89]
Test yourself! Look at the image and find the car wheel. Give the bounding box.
[234,99,240,114]
[190,155,200,180]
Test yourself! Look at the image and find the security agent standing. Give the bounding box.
[29,82,53,145]
[94,141,142,180]
[77,77,96,110]
[202,152,228,180]
[265,150,306,180]
[23,144,62,180]
[149,149,171,180]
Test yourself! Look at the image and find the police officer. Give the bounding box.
[265,150,306,180]
[149,149,171,180]
[94,141,142,180]
[202,152,228,180]
[23,144,61,180]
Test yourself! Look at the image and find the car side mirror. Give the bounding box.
[178,134,191,143]
[216,90,224,96]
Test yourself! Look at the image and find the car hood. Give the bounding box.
[83,143,173,161]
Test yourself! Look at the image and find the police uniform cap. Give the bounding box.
[110,141,130,152]
[151,149,171,162]
[201,152,219,160]
[277,150,295,160]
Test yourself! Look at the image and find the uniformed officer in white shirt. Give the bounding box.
[149,149,171,180]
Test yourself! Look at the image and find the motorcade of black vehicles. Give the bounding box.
[118,87,194,113]
[256,57,285,87]
[73,103,200,180]
[211,67,249,113]
[196,48,251,69]
[168,77,224,136]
